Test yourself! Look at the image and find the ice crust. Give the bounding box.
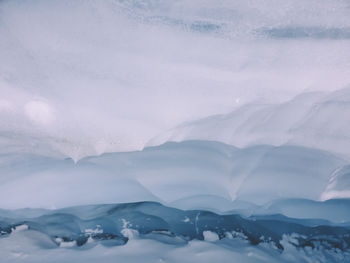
[0,141,345,209]
[1,201,350,263]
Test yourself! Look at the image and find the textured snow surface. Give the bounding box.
[1,201,350,263]
[2,233,348,263]
[149,87,350,159]
[1,0,350,160]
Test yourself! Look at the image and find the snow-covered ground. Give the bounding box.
[1,201,350,263]
[4,231,348,263]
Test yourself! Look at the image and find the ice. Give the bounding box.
[1,201,350,262]
[253,198,350,224]
[85,142,346,205]
[322,165,350,200]
[1,0,350,262]
[0,141,345,209]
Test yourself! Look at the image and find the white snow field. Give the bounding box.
[1,0,350,262]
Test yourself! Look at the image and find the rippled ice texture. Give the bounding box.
[1,1,350,262]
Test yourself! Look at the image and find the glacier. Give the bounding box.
[1,0,350,262]
[0,141,350,262]
[0,141,346,209]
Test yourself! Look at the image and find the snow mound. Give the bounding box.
[1,201,350,253]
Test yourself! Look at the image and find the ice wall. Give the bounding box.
[0,141,345,209]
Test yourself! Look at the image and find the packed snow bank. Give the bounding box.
[1,0,350,159]
[322,165,350,200]
[0,141,345,209]
[149,87,350,159]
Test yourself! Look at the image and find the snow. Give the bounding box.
[0,234,297,263]
[1,0,350,262]
[321,165,350,200]
[1,0,350,159]
[12,225,29,233]
[1,202,350,262]
[203,231,219,242]
[24,100,55,125]
[149,88,350,159]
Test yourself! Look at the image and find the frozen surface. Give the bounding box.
[2,233,349,263]
[1,0,350,262]
[0,141,346,209]
[253,199,350,223]
[1,201,350,263]
[322,165,350,200]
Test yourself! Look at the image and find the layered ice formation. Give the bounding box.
[1,0,350,262]
[0,141,346,209]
